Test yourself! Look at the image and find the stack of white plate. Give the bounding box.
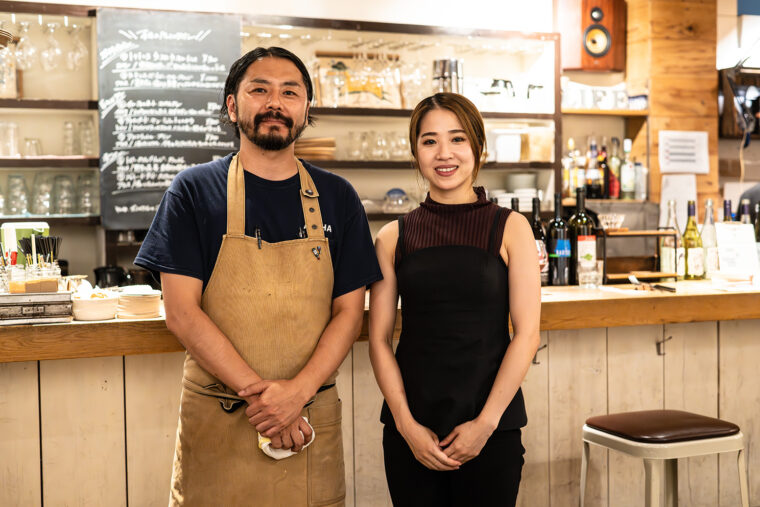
[495,188,540,212]
[117,285,162,319]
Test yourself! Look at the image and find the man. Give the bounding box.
[135,47,382,506]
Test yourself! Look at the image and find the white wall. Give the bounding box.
[19,0,554,33]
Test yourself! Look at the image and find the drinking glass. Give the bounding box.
[67,24,89,71]
[76,173,98,215]
[0,20,16,91]
[24,138,42,157]
[31,172,53,215]
[6,174,29,215]
[53,174,75,214]
[78,119,96,156]
[63,121,77,155]
[578,262,600,289]
[14,22,38,71]
[41,22,63,71]
[368,131,390,160]
[346,131,364,160]
[1,121,20,157]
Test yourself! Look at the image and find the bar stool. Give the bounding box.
[580,409,749,507]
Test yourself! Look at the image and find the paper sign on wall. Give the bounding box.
[715,222,759,276]
[658,130,710,174]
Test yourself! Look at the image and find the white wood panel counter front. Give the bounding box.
[1,283,759,506]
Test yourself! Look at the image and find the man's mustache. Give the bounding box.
[254,111,294,129]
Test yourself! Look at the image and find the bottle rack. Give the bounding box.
[597,228,679,284]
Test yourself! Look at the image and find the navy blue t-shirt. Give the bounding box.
[135,153,382,298]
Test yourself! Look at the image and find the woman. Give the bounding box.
[369,93,541,506]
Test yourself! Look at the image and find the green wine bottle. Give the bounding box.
[683,200,705,280]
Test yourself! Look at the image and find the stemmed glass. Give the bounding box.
[41,22,63,71]
[66,23,89,71]
[14,21,38,70]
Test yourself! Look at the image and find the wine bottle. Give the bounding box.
[723,199,733,222]
[740,199,752,224]
[568,187,597,285]
[585,136,602,199]
[701,199,718,278]
[547,193,570,285]
[754,203,760,263]
[660,200,685,279]
[619,138,635,200]
[532,197,549,286]
[562,138,575,198]
[511,197,520,212]
[607,138,621,199]
[683,200,705,280]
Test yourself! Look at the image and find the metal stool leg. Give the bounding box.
[663,458,678,507]
[580,440,590,507]
[644,459,661,507]
[738,448,749,507]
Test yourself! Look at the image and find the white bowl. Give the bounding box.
[72,296,119,321]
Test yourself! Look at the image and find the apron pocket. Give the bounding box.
[307,398,346,506]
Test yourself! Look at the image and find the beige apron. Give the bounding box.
[169,154,345,506]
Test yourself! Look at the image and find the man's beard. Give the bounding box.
[238,110,307,151]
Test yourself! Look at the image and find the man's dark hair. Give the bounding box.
[219,47,315,138]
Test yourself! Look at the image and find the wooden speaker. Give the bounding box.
[559,0,626,71]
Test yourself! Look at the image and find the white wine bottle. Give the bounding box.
[660,200,684,279]
[683,200,705,280]
[701,199,718,278]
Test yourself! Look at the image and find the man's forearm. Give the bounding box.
[166,303,262,393]
[292,304,364,399]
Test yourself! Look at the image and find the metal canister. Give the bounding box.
[432,59,463,94]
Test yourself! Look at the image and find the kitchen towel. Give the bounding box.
[257,416,315,460]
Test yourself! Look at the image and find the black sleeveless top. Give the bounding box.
[380,189,528,438]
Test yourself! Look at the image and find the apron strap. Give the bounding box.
[297,160,325,239]
[226,155,326,239]
[226,153,246,236]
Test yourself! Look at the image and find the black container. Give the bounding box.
[93,266,131,288]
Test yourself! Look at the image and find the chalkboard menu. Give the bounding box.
[97,8,240,230]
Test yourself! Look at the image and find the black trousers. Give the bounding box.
[383,425,524,507]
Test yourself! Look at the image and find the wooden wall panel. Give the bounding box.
[351,341,392,507]
[663,322,719,506]
[40,357,126,507]
[649,78,718,117]
[516,331,549,507]
[718,320,760,506]
[0,361,41,507]
[125,352,184,507]
[336,349,355,507]
[548,328,608,507]
[649,1,718,42]
[650,39,716,76]
[607,325,664,507]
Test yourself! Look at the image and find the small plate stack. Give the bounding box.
[117,285,162,319]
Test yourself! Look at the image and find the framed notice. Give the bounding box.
[658,130,709,174]
[97,8,240,230]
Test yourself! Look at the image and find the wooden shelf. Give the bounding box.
[604,229,678,237]
[311,107,555,120]
[562,108,649,117]
[0,157,99,168]
[311,160,554,170]
[0,216,101,226]
[0,98,98,110]
[606,271,677,281]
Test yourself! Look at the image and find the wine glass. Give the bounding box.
[66,23,89,71]
[41,22,63,71]
[0,21,15,88]
[14,21,38,70]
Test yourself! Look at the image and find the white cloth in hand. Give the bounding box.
[257,416,316,460]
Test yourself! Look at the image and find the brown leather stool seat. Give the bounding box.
[581,409,749,507]
[586,409,740,444]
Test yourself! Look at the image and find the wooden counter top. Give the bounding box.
[2,282,759,363]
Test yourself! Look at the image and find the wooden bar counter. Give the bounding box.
[2,282,759,364]
[1,282,759,506]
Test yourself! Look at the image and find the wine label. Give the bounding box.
[686,247,705,276]
[577,235,596,267]
[676,247,685,277]
[549,239,571,258]
[536,240,549,273]
[705,246,719,276]
[660,246,675,273]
